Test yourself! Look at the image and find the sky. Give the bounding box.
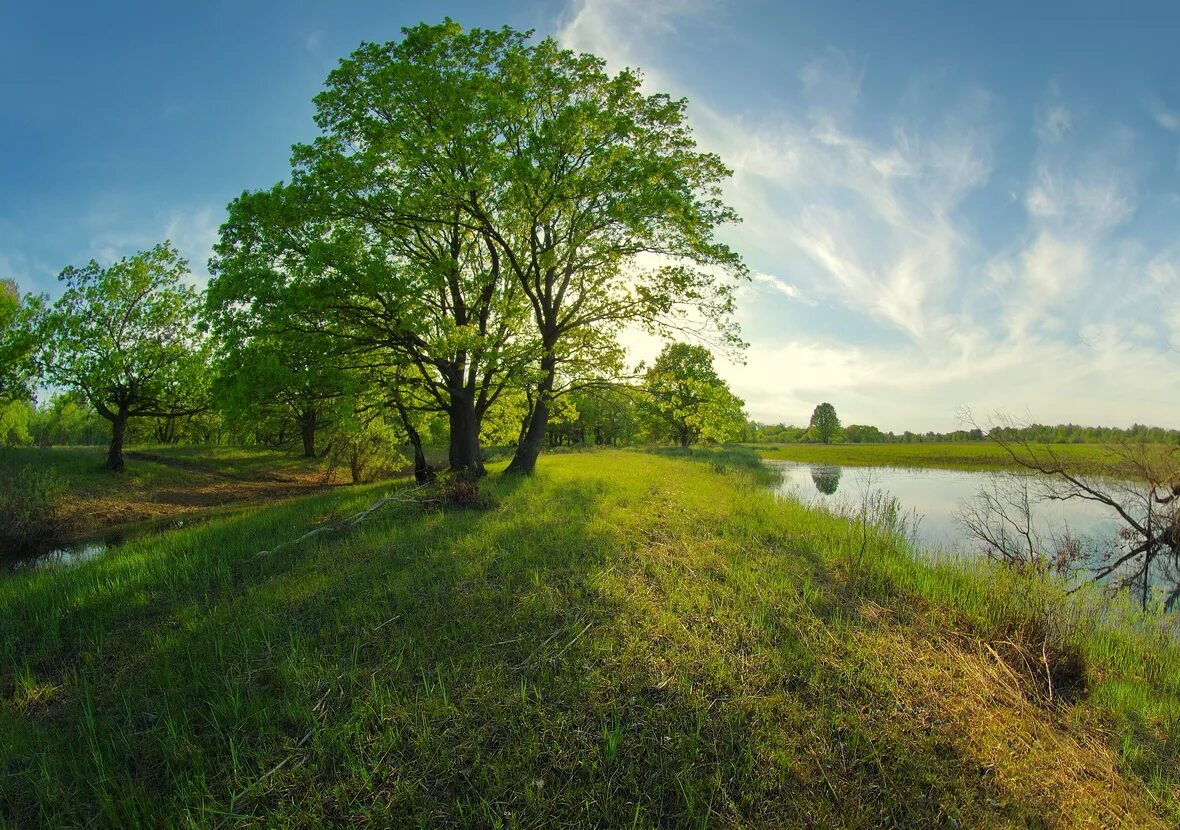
[3,0,1179,431]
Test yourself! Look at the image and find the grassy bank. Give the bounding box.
[751,441,1132,473]
[2,449,1177,827]
[0,445,340,545]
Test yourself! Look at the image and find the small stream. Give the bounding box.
[3,514,215,574]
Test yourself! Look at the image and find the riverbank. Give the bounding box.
[0,446,342,552]
[2,448,1177,826]
[752,441,1135,474]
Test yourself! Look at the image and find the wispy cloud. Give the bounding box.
[751,271,813,303]
[1149,97,1180,132]
[556,0,1180,429]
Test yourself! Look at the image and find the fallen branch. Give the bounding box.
[255,483,432,557]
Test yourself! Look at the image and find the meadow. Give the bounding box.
[1,447,1177,827]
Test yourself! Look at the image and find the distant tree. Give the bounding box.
[808,402,842,444]
[0,279,41,402]
[547,387,639,447]
[843,423,884,444]
[641,343,746,447]
[29,393,108,446]
[0,400,33,445]
[38,243,210,471]
[213,334,357,458]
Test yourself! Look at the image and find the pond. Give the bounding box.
[764,459,1125,558]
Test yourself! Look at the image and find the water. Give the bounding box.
[3,515,207,574]
[764,459,1125,557]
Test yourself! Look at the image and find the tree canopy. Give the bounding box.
[209,20,746,478]
[808,402,842,444]
[0,279,40,402]
[641,343,746,447]
[38,243,210,470]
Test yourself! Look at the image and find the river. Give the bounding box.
[764,459,1125,557]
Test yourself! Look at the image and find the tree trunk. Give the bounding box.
[393,398,436,485]
[107,410,129,472]
[299,409,317,458]
[447,391,484,479]
[506,355,556,476]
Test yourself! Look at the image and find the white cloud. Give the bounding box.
[751,271,812,303]
[551,0,1179,429]
[1024,165,1135,230]
[72,203,224,291]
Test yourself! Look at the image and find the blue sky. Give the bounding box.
[3,1,1179,430]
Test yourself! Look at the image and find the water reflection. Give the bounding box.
[767,459,1122,555]
[810,465,842,495]
[4,516,203,574]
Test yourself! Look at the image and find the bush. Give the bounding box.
[0,466,66,554]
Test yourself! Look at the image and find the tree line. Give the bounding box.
[745,417,1180,446]
[0,21,749,478]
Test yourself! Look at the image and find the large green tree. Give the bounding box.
[808,402,842,444]
[641,343,746,447]
[289,21,747,476]
[39,243,210,471]
[211,118,533,478]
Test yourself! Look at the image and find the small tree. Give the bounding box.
[808,402,841,444]
[641,343,746,447]
[39,243,210,471]
[0,279,40,402]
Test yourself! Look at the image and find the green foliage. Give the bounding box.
[0,400,33,445]
[547,387,639,447]
[0,278,41,402]
[325,413,406,484]
[38,243,211,468]
[0,465,65,552]
[640,343,746,446]
[843,423,885,443]
[808,401,842,444]
[28,393,108,446]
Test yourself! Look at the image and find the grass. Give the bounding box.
[1,447,1177,827]
[0,445,343,546]
[751,441,1134,474]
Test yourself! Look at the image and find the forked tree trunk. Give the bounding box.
[447,390,484,479]
[392,398,436,485]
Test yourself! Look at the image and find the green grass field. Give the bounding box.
[1,448,1177,827]
[751,441,1132,473]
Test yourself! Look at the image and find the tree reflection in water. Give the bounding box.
[810,464,842,496]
